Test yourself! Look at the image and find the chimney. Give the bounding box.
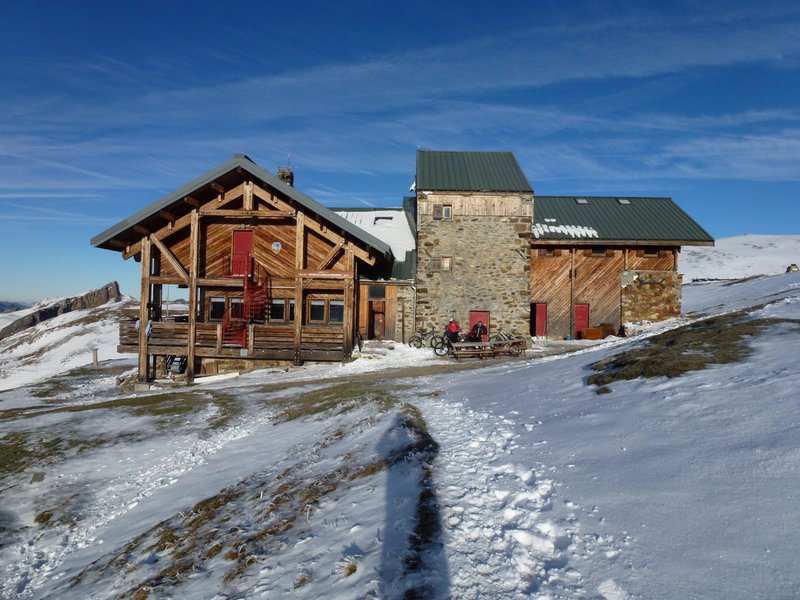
[277,166,294,186]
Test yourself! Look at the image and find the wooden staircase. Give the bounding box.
[223,257,269,347]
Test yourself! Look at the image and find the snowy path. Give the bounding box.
[417,394,621,598]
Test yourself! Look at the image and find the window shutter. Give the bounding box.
[429,258,442,272]
[433,204,443,219]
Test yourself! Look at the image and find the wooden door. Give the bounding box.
[574,303,590,338]
[531,303,547,337]
[231,230,253,276]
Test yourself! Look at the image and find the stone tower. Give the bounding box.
[414,150,533,336]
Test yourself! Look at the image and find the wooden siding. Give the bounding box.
[531,249,572,339]
[417,192,532,217]
[531,245,680,339]
[123,172,380,382]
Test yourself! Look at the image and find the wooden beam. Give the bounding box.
[303,217,374,264]
[303,241,344,290]
[134,225,149,235]
[124,211,193,259]
[343,248,355,353]
[294,211,305,363]
[253,182,290,210]
[297,270,353,280]
[186,209,199,382]
[244,180,254,211]
[150,234,189,284]
[198,209,294,219]
[315,241,343,271]
[159,209,176,222]
[184,196,200,207]
[138,237,151,382]
[210,181,225,194]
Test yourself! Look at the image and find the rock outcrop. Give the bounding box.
[0,282,122,340]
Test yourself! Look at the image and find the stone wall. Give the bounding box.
[620,270,682,327]
[416,214,531,335]
[394,283,416,343]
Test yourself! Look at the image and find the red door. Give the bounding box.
[532,303,547,337]
[469,311,490,340]
[231,230,254,276]
[574,303,590,338]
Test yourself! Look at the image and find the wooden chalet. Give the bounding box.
[530,196,714,339]
[91,154,392,382]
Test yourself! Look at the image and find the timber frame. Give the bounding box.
[92,154,392,382]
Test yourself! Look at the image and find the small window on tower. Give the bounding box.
[442,205,453,219]
[441,256,452,271]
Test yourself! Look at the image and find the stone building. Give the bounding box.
[413,151,534,336]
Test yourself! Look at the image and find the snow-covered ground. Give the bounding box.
[1,236,799,598]
[680,233,800,281]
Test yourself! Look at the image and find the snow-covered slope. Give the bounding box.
[0,296,136,392]
[680,233,800,281]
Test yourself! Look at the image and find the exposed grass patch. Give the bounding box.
[266,382,407,422]
[588,312,800,388]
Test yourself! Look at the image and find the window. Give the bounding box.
[538,248,555,258]
[368,285,385,301]
[433,204,453,219]
[617,198,631,205]
[209,297,225,320]
[306,298,342,325]
[591,247,607,257]
[441,256,452,271]
[309,299,326,323]
[575,198,589,205]
[329,300,344,323]
[269,299,285,322]
[642,246,659,258]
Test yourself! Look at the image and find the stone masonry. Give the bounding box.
[620,270,682,327]
[416,213,531,336]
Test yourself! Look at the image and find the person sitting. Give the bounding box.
[468,320,487,342]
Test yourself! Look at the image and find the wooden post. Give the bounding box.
[92,348,98,367]
[138,237,151,381]
[569,248,575,340]
[187,209,199,382]
[294,212,305,364]
[343,247,355,354]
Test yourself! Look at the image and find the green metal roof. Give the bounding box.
[91,154,393,260]
[533,196,714,245]
[416,150,532,193]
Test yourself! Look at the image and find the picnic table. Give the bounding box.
[449,338,527,361]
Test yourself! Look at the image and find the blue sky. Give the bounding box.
[2,1,799,303]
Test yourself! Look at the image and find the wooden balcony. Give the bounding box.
[119,319,347,362]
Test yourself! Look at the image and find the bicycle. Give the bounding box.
[408,327,444,348]
[432,331,465,356]
[489,328,527,356]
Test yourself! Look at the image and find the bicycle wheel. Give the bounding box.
[429,334,444,348]
[408,335,424,348]
[433,338,450,356]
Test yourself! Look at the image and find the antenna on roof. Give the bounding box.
[277,153,294,186]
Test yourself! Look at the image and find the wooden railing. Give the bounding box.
[119,319,346,360]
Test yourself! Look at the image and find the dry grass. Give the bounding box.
[589,311,800,388]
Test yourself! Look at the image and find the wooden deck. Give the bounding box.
[119,319,347,362]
